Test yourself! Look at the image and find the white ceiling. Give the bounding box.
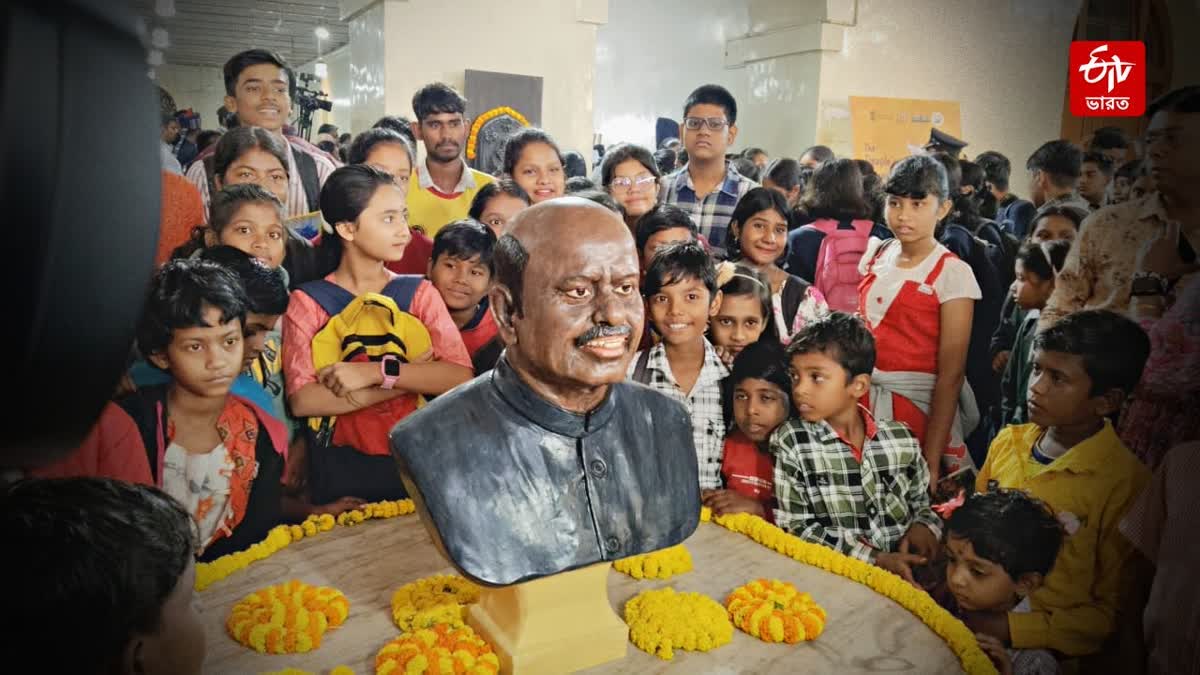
[130,0,350,69]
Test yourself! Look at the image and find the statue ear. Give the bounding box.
[490,284,519,346]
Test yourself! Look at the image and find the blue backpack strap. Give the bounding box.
[297,279,357,318]
[381,275,423,312]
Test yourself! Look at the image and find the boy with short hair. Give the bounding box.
[976,150,1037,238]
[976,310,1152,659]
[1078,151,1114,211]
[1025,140,1090,219]
[4,477,204,674]
[629,240,729,489]
[772,312,942,582]
[944,489,1065,675]
[407,82,495,236]
[659,84,757,255]
[635,204,700,274]
[427,219,499,357]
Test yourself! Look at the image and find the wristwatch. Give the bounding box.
[380,355,402,389]
[1130,272,1168,298]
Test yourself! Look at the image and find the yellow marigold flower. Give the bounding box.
[374,623,499,675]
[613,544,693,580]
[329,667,356,675]
[624,587,732,660]
[390,574,482,632]
[226,580,349,655]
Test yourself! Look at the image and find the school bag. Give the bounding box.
[810,219,875,313]
[297,276,432,453]
[973,219,1020,292]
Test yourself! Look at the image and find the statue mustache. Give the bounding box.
[574,324,632,347]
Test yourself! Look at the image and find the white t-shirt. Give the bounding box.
[858,239,981,327]
[162,441,232,548]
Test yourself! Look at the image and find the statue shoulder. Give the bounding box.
[615,381,691,426]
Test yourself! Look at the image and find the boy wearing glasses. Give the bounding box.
[660,84,758,258]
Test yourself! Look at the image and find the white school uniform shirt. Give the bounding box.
[857,238,981,327]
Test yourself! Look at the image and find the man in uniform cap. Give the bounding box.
[924,128,968,157]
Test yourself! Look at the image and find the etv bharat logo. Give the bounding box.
[1070,41,1146,116]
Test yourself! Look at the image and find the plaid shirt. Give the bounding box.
[770,408,941,562]
[659,162,757,256]
[628,339,729,489]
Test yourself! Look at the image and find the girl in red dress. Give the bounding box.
[858,155,981,486]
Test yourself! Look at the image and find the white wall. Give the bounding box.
[155,64,227,130]
[594,0,751,151]
[815,0,1081,171]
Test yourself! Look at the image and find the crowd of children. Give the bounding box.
[8,43,1198,674]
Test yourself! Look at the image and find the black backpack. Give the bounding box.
[974,219,1020,291]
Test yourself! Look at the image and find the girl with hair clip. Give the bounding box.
[858,154,982,487]
[282,165,473,508]
[724,187,829,344]
[709,265,776,366]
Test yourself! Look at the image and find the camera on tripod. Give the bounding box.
[294,72,332,140]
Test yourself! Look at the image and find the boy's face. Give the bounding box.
[647,277,719,347]
[944,535,1034,613]
[680,103,736,163]
[130,560,205,675]
[733,377,789,443]
[243,312,280,370]
[1077,161,1111,205]
[1027,349,1117,427]
[224,63,291,132]
[213,202,286,269]
[149,304,244,399]
[414,112,468,163]
[428,253,492,312]
[1111,175,1133,203]
[640,227,694,271]
[710,293,767,359]
[788,349,867,423]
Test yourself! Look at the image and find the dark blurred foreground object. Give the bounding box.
[2,1,159,468]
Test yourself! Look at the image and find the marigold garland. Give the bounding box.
[391,574,482,632]
[375,623,500,675]
[613,543,693,580]
[724,579,827,643]
[259,667,354,675]
[624,587,733,660]
[226,580,350,654]
[699,507,996,674]
[465,106,530,159]
[196,499,415,591]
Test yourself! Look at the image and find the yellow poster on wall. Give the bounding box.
[849,96,962,175]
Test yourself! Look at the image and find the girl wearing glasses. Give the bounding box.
[600,143,662,233]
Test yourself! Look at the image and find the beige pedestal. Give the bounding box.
[467,562,629,674]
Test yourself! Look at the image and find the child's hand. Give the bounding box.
[975,634,1013,675]
[283,436,309,492]
[899,523,940,561]
[875,551,926,586]
[318,361,381,396]
[991,350,1010,374]
[714,345,739,367]
[314,496,367,516]
[702,489,766,518]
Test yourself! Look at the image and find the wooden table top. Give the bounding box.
[199,515,962,674]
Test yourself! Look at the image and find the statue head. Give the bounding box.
[490,197,645,413]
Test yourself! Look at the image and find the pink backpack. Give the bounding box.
[810,219,875,313]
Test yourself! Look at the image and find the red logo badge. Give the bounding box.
[1069,41,1145,117]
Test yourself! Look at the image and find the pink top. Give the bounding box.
[282,272,472,398]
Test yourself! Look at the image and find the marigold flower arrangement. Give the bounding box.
[624,587,733,660]
[391,574,482,632]
[196,499,415,591]
[465,106,530,159]
[700,507,996,674]
[724,579,826,643]
[613,543,693,580]
[226,580,350,654]
[259,667,354,675]
[375,623,500,675]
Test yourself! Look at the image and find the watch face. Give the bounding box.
[384,359,402,377]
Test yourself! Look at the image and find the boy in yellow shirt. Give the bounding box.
[975,310,1151,661]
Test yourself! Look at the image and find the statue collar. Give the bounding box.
[491,355,617,439]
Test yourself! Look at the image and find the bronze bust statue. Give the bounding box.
[391,197,701,586]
